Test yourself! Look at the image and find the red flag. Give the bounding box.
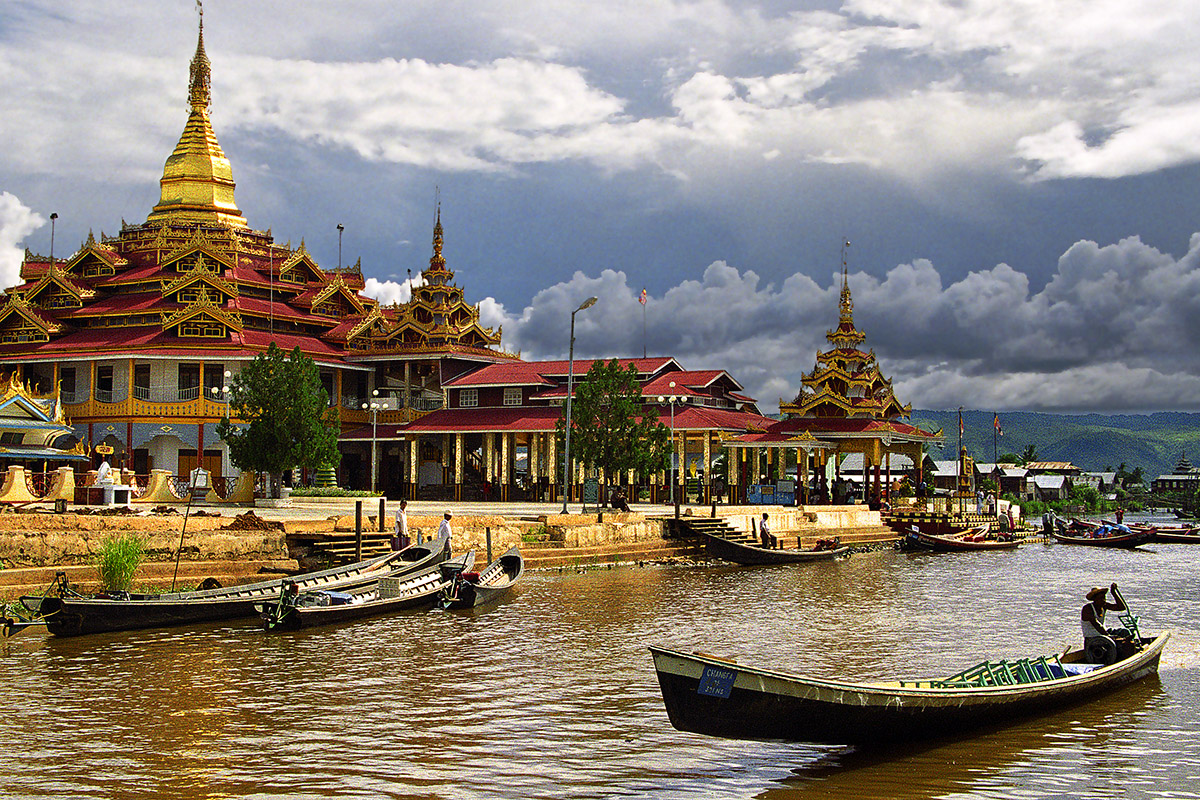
[639,288,647,305]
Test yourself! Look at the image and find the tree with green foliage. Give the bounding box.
[1020,444,1039,464]
[556,359,671,497]
[216,343,340,497]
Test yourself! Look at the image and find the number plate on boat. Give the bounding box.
[697,665,737,699]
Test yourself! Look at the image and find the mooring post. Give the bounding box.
[355,500,363,562]
[486,526,493,563]
[378,497,386,533]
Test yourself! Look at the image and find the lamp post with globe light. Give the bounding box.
[362,389,389,494]
[562,296,598,513]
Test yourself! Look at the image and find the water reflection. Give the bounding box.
[2,534,1199,799]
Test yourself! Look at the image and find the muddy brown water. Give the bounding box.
[2,517,1198,799]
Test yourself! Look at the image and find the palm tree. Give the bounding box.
[1020,444,1039,465]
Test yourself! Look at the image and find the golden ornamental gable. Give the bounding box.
[160,231,236,273]
[160,254,239,301]
[310,273,366,316]
[278,241,325,284]
[160,288,243,335]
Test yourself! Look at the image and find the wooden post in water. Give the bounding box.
[486,526,493,563]
[355,501,363,562]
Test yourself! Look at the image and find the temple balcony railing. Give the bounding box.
[337,406,428,427]
[64,394,238,422]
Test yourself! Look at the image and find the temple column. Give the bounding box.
[547,433,557,502]
[441,434,451,487]
[702,433,712,504]
[454,433,464,502]
[408,438,419,499]
[484,433,494,488]
[500,432,510,502]
[529,433,540,501]
[403,362,411,411]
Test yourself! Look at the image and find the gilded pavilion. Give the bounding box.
[0,13,513,486]
[729,263,941,503]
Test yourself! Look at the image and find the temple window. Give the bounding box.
[179,321,225,337]
[503,387,522,406]
[460,389,478,408]
[0,432,23,446]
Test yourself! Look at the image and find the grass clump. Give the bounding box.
[94,533,145,592]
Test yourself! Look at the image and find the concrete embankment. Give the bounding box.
[0,502,899,599]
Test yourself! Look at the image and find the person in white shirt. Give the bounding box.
[438,510,452,542]
[758,513,772,548]
[392,500,409,551]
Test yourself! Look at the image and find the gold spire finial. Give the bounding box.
[839,239,853,324]
[147,5,247,228]
[189,2,211,112]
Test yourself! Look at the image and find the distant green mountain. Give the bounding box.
[908,410,1200,479]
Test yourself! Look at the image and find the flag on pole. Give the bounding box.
[639,288,647,305]
[993,413,1003,436]
[959,413,964,437]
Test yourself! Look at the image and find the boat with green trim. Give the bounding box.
[649,630,1168,744]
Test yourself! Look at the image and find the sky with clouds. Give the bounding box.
[3,0,1200,413]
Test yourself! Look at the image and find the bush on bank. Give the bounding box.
[290,487,377,497]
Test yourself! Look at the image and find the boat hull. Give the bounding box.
[703,533,849,565]
[904,530,1018,552]
[649,633,1168,745]
[1051,529,1154,548]
[30,532,450,636]
[441,547,523,609]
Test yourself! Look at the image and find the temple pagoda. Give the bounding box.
[728,252,940,504]
[0,10,511,489]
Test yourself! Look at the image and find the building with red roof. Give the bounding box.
[727,256,942,505]
[0,14,778,502]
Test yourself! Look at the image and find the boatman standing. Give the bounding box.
[1082,583,1127,665]
[392,500,409,551]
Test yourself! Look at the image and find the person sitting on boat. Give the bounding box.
[1082,583,1127,665]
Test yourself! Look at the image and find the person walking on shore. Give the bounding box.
[392,500,409,551]
[439,510,453,544]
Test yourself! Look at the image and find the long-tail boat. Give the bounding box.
[437,546,524,609]
[1052,519,1154,549]
[701,532,849,565]
[902,523,1019,552]
[650,630,1168,744]
[257,550,472,632]
[14,532,450,637]
[1122,522,1200,544]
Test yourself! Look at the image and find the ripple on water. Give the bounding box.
[2,545,1200,798]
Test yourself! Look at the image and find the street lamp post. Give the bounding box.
[562,296,598,514]
[657,381,686,512]
[362,389,389,494]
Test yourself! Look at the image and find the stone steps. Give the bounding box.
[522,539,703,569]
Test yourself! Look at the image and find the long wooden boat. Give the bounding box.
[702,532,850,565]
[256,551,472,632]
[19,531,451,637]
[1051,521,1154,549]
[1122,522,1200,544]
[438,546,524,609]
[903,524,1019,552]
[649,632,1169,745]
